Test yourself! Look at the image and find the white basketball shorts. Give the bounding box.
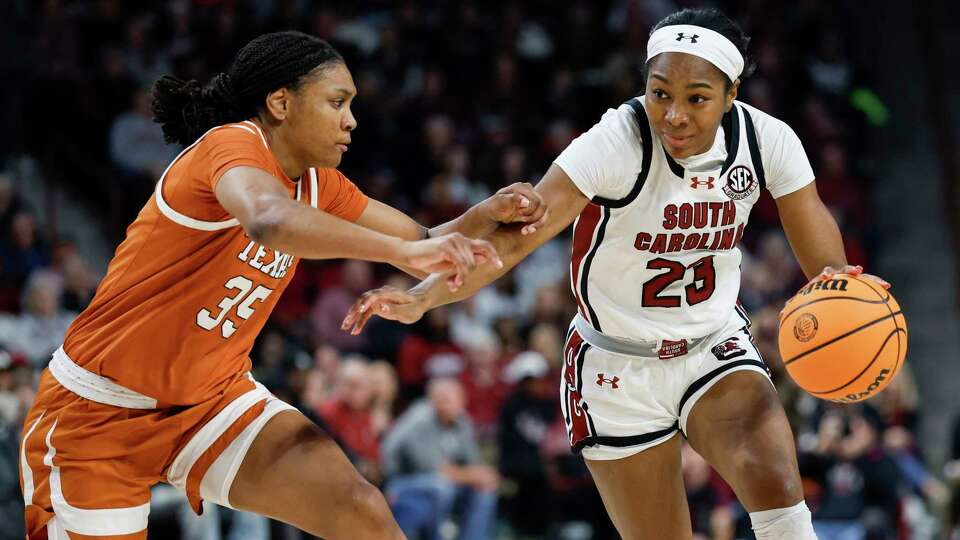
[560,308,773,461]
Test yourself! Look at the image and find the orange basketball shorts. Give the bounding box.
[19,347,295,539]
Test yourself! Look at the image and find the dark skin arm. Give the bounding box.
[354,182,549,280]
[775,181,889,287]
[214,166,502,289]
[341,164,588,333]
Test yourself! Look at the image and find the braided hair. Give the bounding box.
[153,31,344,146]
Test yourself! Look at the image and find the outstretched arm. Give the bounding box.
[215,166,501,288]
[777,181,888,287]
[342,164,590,333]
[354,182,548,279]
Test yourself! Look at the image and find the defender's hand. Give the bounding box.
[400,233,502,291]
[482,182,549,235]
[340,286,427,335]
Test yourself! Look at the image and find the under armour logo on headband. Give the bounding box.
[676,32,699,43]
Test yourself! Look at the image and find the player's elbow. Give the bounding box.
[244,197,288,245]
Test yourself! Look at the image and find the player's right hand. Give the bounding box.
[400,233,502,291]
[340,286,427,335]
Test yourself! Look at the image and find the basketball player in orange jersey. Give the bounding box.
[343,9,891,540]
[18,31,548,539]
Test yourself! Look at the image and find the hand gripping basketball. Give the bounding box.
[778,272,906,403]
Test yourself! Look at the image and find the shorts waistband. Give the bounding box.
[48,346,158,409]
[573,314,709,357]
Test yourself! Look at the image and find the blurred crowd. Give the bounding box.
[0,0,953,539]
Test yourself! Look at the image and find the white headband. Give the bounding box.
[646,24,744,83]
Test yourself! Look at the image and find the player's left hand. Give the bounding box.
[481,182,549,235]
[341,286,428,335]
[817,264,890,290]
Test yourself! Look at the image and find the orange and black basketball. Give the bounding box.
[778,274,908,403]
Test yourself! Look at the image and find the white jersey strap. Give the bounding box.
[154,121,275,231]
[154,124,260,231]
[309,168,319,209]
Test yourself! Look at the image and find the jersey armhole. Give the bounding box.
[153,124,272,232]
[590,98,652,208]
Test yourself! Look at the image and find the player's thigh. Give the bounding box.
[227,409,402,540]
[584,432,692,540]
[685,370,803,511]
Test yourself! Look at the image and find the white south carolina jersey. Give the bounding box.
[555,97,814,342]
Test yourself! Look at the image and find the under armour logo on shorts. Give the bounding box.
[676,32,699,43]
[596,373,620,389]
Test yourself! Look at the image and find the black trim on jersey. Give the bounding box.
[677,358,769,423]
[664,150,686,178]
[734,304,751,328]
[740,105,767,192]
[718,106,740,178]
[591,99,652,208]
[662,107,739,179]
[580,207,611,331]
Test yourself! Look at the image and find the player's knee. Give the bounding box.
[347,480,403,540]
[732,448,802,505]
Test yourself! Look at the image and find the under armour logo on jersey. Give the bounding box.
[676,32,699,43]
[596,373,620,389]
[690,176,715,190]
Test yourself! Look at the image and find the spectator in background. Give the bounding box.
[498,351,555,537]
[457,328,509,442]
[396,306,462,402]
[58,252,97,312]
[0,212,50,293]
[0,176,26,312]
[945,414,960,538]
[310,259,375,353]
[799,405,901,540]
[681,443,736,540]
[0,270,76,367]
[368,360,399,436]
[874,366,948,505]
[381,377,498,540]
[108,85,181,226]
[317,356,384,483]
[109,87,180,180]
[0,345,31,539]
[0,174,23,234]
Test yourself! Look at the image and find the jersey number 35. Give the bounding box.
[196,276,274,338]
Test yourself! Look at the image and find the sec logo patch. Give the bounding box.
[723,165,756,200]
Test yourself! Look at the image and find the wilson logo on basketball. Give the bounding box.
[793,313,819,342]
[798,279,849,296]
[837,368,891,403]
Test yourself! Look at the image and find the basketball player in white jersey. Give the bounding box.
[342,8,890,539]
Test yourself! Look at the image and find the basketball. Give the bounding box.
[778,274,908,403]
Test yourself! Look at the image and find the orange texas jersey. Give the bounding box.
[64,120,368,406]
